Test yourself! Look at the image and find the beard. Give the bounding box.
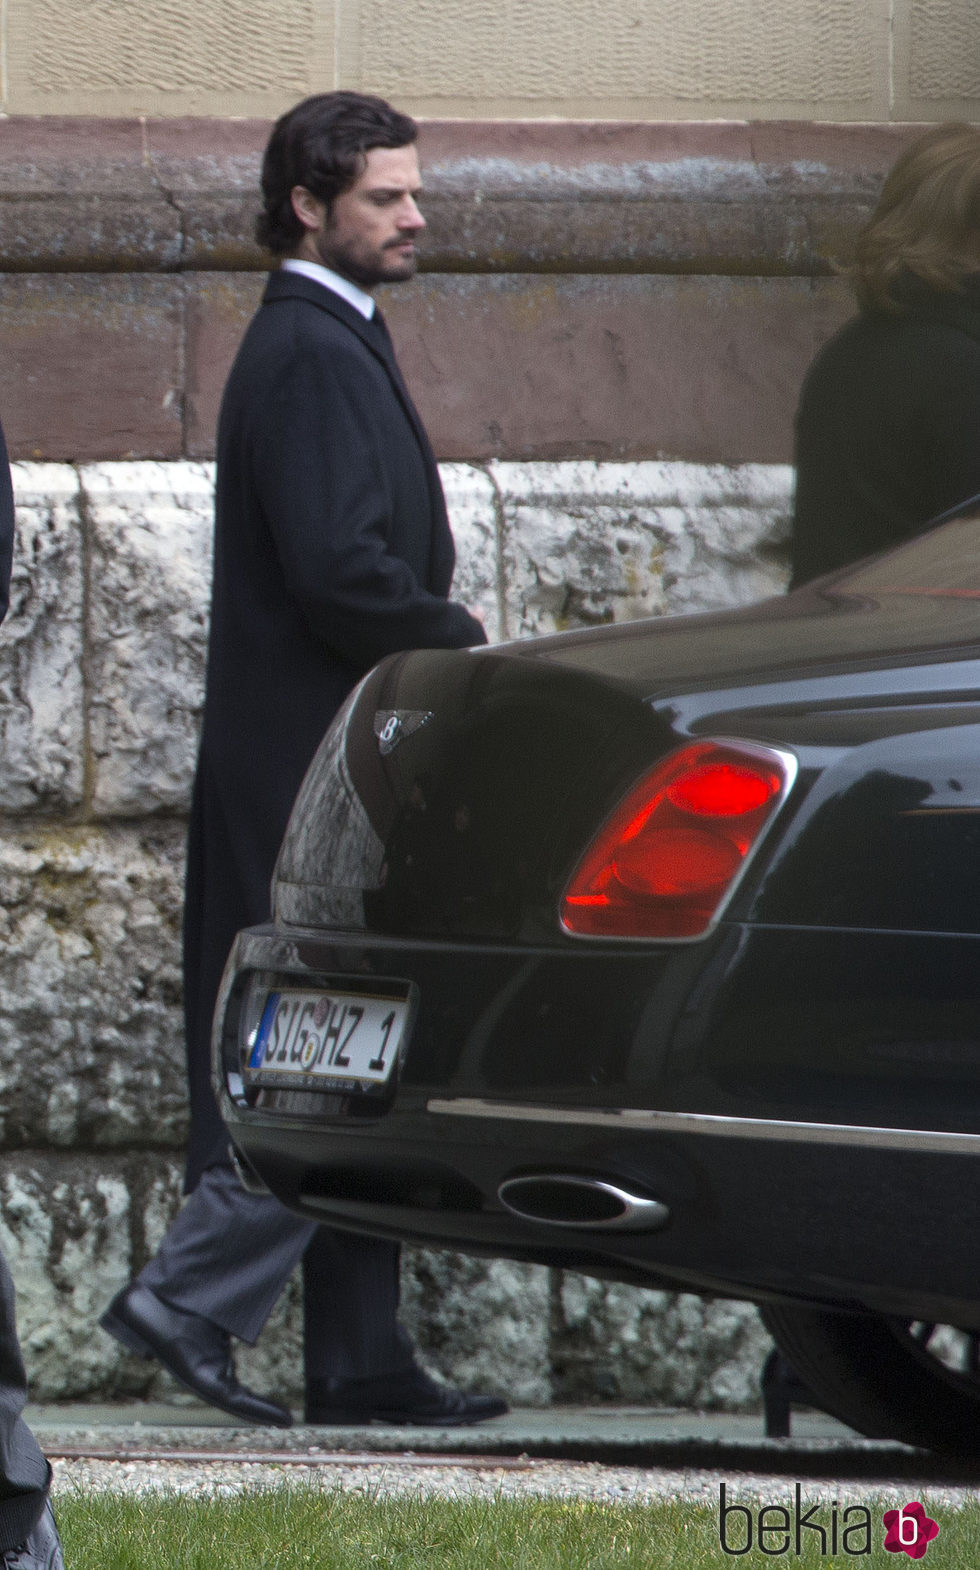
[314,231,418,289]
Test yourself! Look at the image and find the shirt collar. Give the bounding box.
[280,258,376,320]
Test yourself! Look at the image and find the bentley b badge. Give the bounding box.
[374,709,433,756]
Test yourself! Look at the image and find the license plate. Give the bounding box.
[245,988,408,1088]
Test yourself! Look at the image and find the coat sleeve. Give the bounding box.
[0,421,13,626]
[250,339,486,667]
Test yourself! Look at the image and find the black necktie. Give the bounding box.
[369,307,392,348]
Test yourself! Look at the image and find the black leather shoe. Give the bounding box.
[305,1364,508,1426]
[100,1282,292,1428]
[1,1502,64,1569]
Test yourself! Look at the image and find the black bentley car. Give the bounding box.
[215,503,980,1451]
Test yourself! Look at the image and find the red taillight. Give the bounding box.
[561,740,792,939]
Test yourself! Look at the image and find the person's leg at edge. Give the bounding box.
[0,1251,59,1557]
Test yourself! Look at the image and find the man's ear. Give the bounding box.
[290,186,325,232]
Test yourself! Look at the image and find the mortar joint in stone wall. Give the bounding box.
[175,281,190,456]
[481,462,510,642]
[140,116,191,278]
[73,464,96,823]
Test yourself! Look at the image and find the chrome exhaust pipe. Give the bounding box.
[497,1174,669,1232]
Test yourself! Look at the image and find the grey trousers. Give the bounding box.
[0,1250,49,1551]
[138,1165,413,1382]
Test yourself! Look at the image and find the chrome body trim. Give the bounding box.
[427,1097,980,1154]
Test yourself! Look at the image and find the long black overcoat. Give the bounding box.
[185,270,485,1186]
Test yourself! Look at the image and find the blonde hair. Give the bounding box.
[854,123,980,313]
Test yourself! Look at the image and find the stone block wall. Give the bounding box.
[4,0,980,122]
[0,456,790,1406]
[0,118,905,467]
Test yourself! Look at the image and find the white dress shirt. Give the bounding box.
[280,258,376,320]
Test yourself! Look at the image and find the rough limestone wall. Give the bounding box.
[0,458,791,1408]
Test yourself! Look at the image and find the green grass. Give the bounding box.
[53,1484,980,1568]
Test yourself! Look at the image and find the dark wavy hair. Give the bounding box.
[854,123,980,313]
[256,91,418,255]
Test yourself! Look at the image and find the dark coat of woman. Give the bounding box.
[790,278,980,588]
[185,268,485,1186]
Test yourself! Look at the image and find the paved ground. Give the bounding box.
[26,1398,860,1463]
[28,1402,980,1505]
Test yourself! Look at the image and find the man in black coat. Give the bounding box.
[0,425,65,1566]
[100,92,506,1428]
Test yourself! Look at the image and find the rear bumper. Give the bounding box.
[214,922,980,1325]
